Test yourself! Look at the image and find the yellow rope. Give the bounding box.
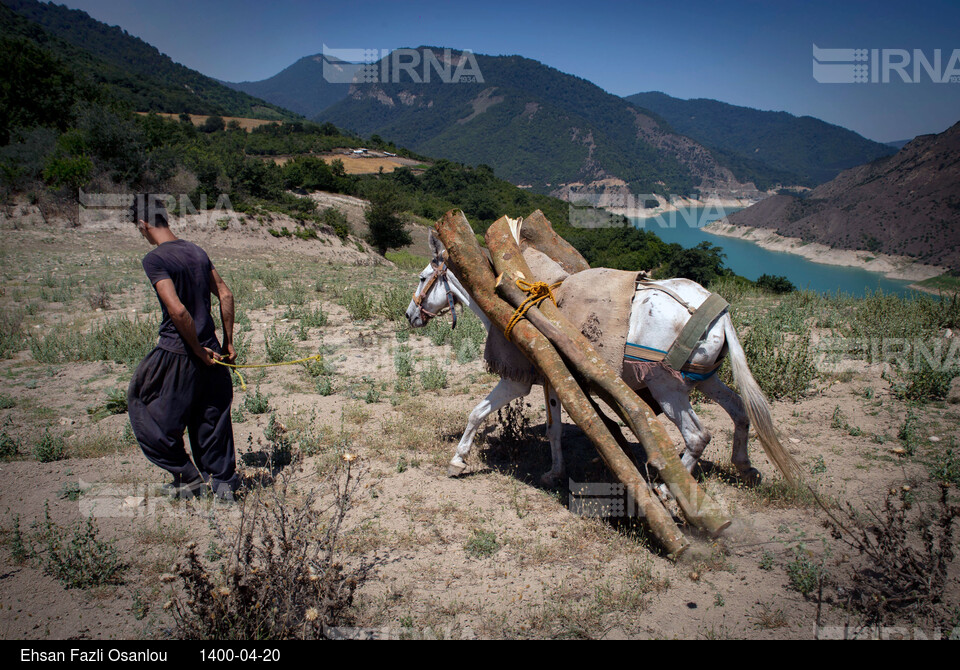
[214,353,323,391]
[503,278,562,342]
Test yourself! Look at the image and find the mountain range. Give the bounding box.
[224,53,350,119]
[226,47,899,199]
[624,91,896,187]
[721,121,960,272]
[311,49,766,200]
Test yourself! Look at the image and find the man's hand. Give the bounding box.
[199,347,221,367]
[210,269,235,361]
[221,342,237,364]
[155,278,211,361]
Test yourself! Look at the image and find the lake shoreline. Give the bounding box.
[606,194,761,221]
[703,219,947,287]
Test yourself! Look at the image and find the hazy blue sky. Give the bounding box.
[59,0,960,142]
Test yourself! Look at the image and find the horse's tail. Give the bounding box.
[722,315,802,485]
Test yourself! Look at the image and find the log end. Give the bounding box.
[708,519,732,538]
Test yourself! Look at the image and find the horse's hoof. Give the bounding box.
[736,467,762,486]
[447,462,467,478]
[540,470,564,488]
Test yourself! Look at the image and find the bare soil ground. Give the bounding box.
[134,113,282,132]
[270,154,425,175]
[0,210,957,640]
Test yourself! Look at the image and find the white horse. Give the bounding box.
[407,231,787,487]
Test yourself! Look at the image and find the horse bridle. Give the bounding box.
[413,256,458,329]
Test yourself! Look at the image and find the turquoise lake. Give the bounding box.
[630,208,920,298]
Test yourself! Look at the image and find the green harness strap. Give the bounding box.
[663,293,729,371]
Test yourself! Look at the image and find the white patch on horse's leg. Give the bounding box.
[697,375,758,480]
[541,386,565,486]
[448,378,530,476]
[647,374,711,474]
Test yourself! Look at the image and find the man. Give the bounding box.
[126,194,239,499]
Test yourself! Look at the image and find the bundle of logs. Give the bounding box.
[437,209,732,557]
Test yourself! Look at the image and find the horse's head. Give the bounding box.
[406,230,460,329]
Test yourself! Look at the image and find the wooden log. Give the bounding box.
[518,210,590,275]
[436,210,689,557]
[486,218,731,537]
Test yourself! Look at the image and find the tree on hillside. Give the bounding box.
[756,274,796,293]
[201,115,225,133]
[0,37,86,144]
[363,179,411,255]
[657,241,727,285]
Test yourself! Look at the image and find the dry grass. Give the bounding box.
[134,112,281,132]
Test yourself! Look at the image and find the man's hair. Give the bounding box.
[129,194,169,228]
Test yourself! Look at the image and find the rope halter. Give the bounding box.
[412,256,458,329]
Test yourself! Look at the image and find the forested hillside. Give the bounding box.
[317,49,753,198]
[2,0,295,119]
[625,91,895,186]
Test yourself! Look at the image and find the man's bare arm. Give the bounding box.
[154,278,217,365]
[210,268,236,363]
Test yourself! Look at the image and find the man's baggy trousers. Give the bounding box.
[128,347,237,492]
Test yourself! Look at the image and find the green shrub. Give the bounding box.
[58,481,85,501]
[930,442,960,486]
[897,410,921,456]
[0,308,25,358]
[33,430,66,463]
[255,268,283,292]
[377,285,412,322]
[363,382,382,404]
[29,315,157,367]
[299,306,328,328]
[243,387,271,414]
[43,153,93,190]
[419,359,448,391]
[756,274,796,294]
[888,363,958,401]
[394,346,414,378]
[0,430,20,460]
[301,357,334,378]
[464,529,500,559]
[35,505,124,589]
[738,316,816,401]
[339,290,375,321]
[105,388,127,414]
[264,326,296,363]
[321,207,350,240]
[282,282,308,306]
[419,310,485,364]
[385,250,430,271]
[786,546,825,596]
[294,227,318,241]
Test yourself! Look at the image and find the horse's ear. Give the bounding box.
[428,229,445,259]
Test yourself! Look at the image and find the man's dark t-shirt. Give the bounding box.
[142,240,219,355]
